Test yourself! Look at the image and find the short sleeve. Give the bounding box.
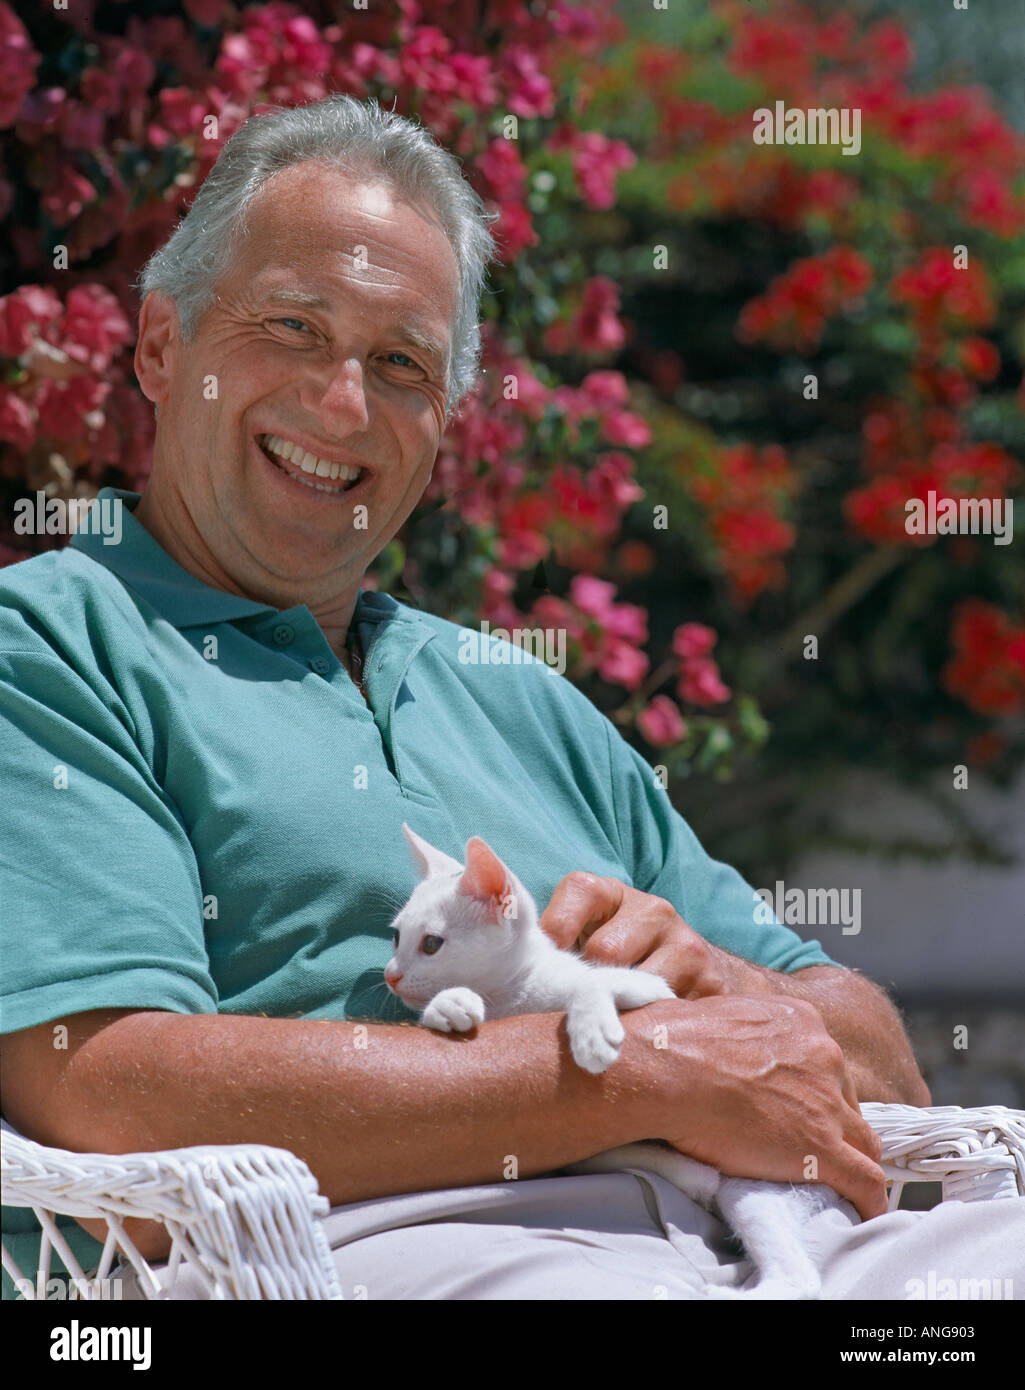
[0,649,219,1034]
[604,721,841,973]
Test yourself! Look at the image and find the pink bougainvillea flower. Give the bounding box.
[0,6,41,129]
[0,385,35,451]
[677,657,731,706]
[672,622,718,661]
[598,638,649,690]
[637,695,687,747]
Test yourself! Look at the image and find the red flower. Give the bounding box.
[477,138,528,203]
[598,639,649,690]
[0,285,63,358]
[890,248,996,340]
[0,385,35,450]
[637,695,687,747]
[677,658,731,707]
[499,46,554,118]
[672,623,717,661]
[491,201,537,261]
[738,247,873,352]
[41,162,97,226]
[600,409,651,449]
[573,277,626,355]
[60,285,133,372]
[549,128,636,210]
[959,337,1000,381]
[569,574,617,617]
[579,370,630,410]
[943,600,1025,716]
[0,5,40,128]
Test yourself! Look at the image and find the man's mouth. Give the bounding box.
[258,433,367,494]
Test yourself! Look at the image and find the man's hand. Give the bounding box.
[621,995,889,1221]
[541,871,773,1000]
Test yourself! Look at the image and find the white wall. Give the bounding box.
[780,766,1025,1002]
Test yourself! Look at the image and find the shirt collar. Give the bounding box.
[69,487,406,631]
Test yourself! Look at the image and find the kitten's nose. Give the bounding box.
[385,971,402,989]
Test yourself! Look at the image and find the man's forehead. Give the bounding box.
[246,161,442,244]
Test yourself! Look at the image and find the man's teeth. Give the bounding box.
[260,434,362,487]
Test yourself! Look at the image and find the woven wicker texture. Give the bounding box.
[1,1121,342,1300]
[861,1102,1025,1208]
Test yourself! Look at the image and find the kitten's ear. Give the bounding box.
[458,838,512,920]
[402,823,463,879]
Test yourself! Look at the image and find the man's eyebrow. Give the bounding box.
[257,289,449,368]
[258,289,332,312]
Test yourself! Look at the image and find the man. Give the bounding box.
[1,96,1014,1300]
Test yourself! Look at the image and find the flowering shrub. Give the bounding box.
[2,0,1023,870]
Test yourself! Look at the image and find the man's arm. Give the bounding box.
[1,994,886,1260]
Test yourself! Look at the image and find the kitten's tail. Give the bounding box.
[707,1179,842,1300]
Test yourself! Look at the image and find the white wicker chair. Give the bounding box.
[4,1103,1024,1300]
[0,1120,342,1300]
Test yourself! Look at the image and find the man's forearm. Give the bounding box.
[14,1008,650,1206]
[759,964,931,1104]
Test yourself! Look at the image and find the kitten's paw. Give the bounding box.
[611,970,676,1010]
[422,987,486,1034]
[569,1014,626,1074]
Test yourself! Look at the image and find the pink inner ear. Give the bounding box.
[459,838,510,911]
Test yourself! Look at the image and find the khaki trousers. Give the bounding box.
[118,1169,1025,1300]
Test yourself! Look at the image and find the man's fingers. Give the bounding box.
[844,1098,885,1166]
[820,1144,888,1222]
[539,873,624,949]
[638,944,702,996]
[839,1067,860,1115]
[585,915,675,970]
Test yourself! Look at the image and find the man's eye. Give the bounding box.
[385,352,416,367]
[275,317,309,332]
[420,935,444,955]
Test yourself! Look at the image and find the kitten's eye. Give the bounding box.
[392,930,399,949]
[420,934,444,956]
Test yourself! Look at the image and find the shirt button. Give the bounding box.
[272,624,294,645]
[309,657,330,675]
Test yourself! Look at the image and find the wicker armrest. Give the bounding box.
[862,1102,1025,1207]
[1,1121,342,1300]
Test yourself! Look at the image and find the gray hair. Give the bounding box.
[138,95,498,417]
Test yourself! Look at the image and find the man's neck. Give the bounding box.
[133,483,361,667]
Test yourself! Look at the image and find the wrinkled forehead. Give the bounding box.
[237,161,458,295]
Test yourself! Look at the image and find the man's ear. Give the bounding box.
[134,291,181,406]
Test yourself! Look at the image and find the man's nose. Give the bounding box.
[299,356,370,432]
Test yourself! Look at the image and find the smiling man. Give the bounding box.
[2,96,1015,1302]
[132,160,457,662]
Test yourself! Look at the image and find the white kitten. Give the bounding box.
[385,825,848,1299]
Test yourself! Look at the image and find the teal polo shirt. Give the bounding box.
[0,486,837,1293]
